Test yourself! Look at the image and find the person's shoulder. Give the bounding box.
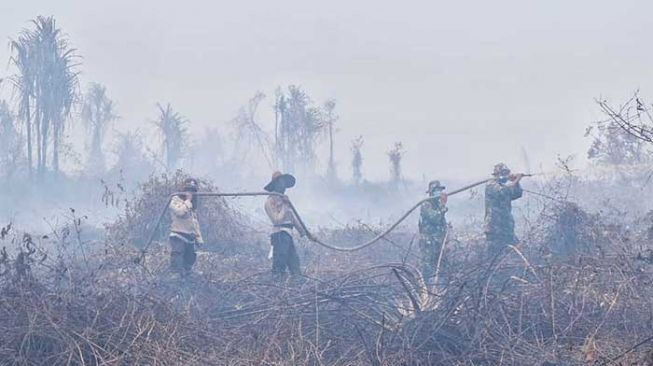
[486,180,501,190]
[265,195,282,206]
[422,199,435,208]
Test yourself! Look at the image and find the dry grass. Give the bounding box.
[0,177,652,365]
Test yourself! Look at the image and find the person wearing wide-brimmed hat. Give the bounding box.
[418,180,449,282]
[263,171,307,277]
[168,177,204,276]
[484,163,524,257]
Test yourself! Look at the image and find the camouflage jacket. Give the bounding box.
[419,198,448,237]
[484,180,522,243]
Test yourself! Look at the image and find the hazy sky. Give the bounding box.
[2,0,652,181]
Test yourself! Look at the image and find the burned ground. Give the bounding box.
[0,175,652,366]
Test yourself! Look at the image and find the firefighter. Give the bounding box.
[263,171,307,278]
[168,178,204,276]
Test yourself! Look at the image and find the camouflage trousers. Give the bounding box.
[485,234,518,259]
[418,233,445,282]
[169,236,197,274]
[271,231,300,277]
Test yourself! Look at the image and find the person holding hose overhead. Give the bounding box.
[263,171,307,278]
[484,163,524,257]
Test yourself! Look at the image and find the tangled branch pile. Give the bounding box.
[106,171,252,251]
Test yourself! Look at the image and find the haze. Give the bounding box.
[1,0,652,181]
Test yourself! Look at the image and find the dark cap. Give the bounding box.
[182,178,199,192]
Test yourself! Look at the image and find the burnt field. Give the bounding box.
[0,174,652,366]
[4,6,653,366]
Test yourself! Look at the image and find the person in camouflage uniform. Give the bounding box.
[418,180,449,282]
[484,163,524,257]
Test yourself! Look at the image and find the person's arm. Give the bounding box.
[284,197,308,237]
[264,196,286,224]
[170,195,192,217]
[193,216,205,244]
[440,193,449,214]
[424,200,448,225]
[508,174,524,200]
[509,182,523,200]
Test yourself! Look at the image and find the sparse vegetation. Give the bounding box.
[0,13,652,366]
[0,183,652,365]
[9,16,80,179]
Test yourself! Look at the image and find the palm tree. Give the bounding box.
[9,34,34,178]
[9,16,80,179]
[153,103,187,171]
[274,85,325,173]
[232,92,274,169]
[82,83,118,175]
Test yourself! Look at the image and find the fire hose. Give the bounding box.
[139,175,533,261]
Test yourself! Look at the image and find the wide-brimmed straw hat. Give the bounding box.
[264,171,296,192]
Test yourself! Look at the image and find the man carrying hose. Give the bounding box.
[263,171,307,278]
[168,178,204,276]
[484,163,524,257]
[418,180,449,282]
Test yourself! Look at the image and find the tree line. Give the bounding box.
[0,15,414,187]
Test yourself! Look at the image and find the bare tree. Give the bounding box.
[387,142,405,184]
[324,99,338,183]
[153,103,187,171]
[589,93,652,165]
[274,85,325,173]
[9,16,80,179]
[351,136,364,185]
[232,92,274,169]
[82,83,118,176]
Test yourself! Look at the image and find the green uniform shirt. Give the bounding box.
[484,179,523,244]
[419,198,448,237]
